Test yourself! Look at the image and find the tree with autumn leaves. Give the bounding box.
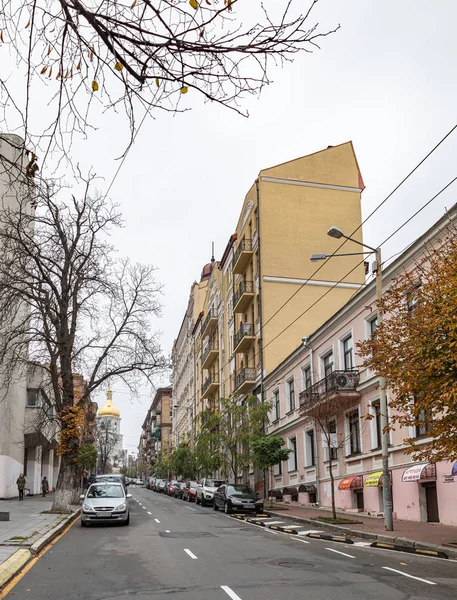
[358,225,457,462]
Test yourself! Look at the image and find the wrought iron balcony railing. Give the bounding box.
[201,372,219,396]
[201,308,218,336]
[234,368,256,391]
[234,323,254,349]
[233,238,253,274]
[299,370,360,412]
[201,340,219,368]
[233,281,254,309]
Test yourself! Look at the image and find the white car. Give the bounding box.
[80,482,131,526]
[196,478,226,507]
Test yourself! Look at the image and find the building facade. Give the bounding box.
[97,387,124,473]
[265,205,457,526]
[173,142,366,456]
[139,387,173,471]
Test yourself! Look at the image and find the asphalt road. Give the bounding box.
[5,486,457,600]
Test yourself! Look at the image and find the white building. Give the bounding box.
[96,387,124,473]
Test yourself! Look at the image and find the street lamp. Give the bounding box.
[311,226,393,532]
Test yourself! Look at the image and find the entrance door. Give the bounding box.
[355,490,364,511]
[424,483,439,522]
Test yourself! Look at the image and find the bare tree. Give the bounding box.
[0,0,338,161]
[0,171,166,511]
[96,420,118,474]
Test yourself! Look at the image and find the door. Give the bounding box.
[424,483,440,522]
[355,490,364,511]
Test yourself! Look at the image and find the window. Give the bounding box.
[347,409,361,455]
[407,282,421,313]
[368,316,378,337]
[26,389,39,407]
[372,400,382,450]
[323,353,334,378]
[273,461,282,476]
[287,379,295,412]
[342,336,353,370]
[273,390,280,421]
[305,429,315,467]
[302,366,312,391]
[323,420,338,461]
[414,395,432,437]
[288,437,297,472]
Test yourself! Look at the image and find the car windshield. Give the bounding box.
[87,485,124,499]
[227,485,255,496]
[207,480,224,487]
[170,481,179,485]
[189,482,198,488]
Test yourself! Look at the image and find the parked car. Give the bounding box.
[174,482,186,499]
[146,477,156,490]
[213,483,264,514]
[182,481,199,502]
[80,482,131,526]
[156,479,167,493]
[95,474,129,488]
[135,478,144,486]
[196,478,225,506]
[167,480,180,496]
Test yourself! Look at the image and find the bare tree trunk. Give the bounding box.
[53,453,79,512]
[328,446,336,520]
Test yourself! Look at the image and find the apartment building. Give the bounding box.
[175,142,366,439]
[265,204,457,526]
[139,387,173,469]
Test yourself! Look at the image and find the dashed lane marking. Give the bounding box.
[165,530,170,533]
[326,548,356,559]
[154,518,160,523]
[147,511,152,515]
[184,549,198,560]
[221,585,243,600]
[290,537,310,544]
[382,566,436,585]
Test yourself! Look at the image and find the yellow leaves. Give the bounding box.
[114,61,123,71]
[189,0,199,9]
[25,19,30,29]
[181,85,189,94]
[131,0,137,7]
[224,0,232,11]
[91,80,99,92]
[40,65,48,75]
[47,45,51,56]
[0,31,3,43]
[48,66,52,78]
[76,59,81,71]
[155,77,160,87]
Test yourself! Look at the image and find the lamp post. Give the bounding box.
[311,226,393,531]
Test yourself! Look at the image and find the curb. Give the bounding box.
[307,532,354,544]
[30,508,79,555]
[265,510,455,559]
[370,541,448,559]
[0,549,32,589]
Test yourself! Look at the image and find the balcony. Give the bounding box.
[202,341,219,369]
[233,239,253,274]
[299,370,360,415]
[234,323,255,353]
[201,373,219,400]
[234,368,256,394]
[233,281,255,313]
[201,308,218,337]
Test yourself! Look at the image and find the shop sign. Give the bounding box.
[442,475,455,483]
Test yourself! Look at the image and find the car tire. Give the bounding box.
[224,501,232,514]
[81,519,87,527]
[213,502,218,511]
[196,495,200,505]
[124,514,130,526]
[201,497,206,507]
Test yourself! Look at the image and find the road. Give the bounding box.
[4,486,457,600]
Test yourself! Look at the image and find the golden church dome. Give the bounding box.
[98,386,121,418]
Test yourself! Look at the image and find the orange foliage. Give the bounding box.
[57,405,85,460]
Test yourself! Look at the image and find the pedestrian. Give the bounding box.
[16,473,26,501]
[41,476,48,497]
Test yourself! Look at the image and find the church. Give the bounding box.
[96,386,125,473]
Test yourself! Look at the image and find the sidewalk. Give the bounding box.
[0,493,78,588]
[265,503,457,554]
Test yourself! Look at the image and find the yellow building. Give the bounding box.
[174,142,366,438]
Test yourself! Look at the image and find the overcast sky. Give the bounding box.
[5,1,457,452]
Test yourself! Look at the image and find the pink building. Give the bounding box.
[265,205,457,526]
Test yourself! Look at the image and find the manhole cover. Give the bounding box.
[159,532,215,539]
[268,557,315,569]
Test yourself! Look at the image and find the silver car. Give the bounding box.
[80,483,131,527]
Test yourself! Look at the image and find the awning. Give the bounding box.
[402,463,436,482]
[452,462,457,476]
[283,486,298,496]
[338,475,364,490]
[364,471,383,487]
[299,484,317,493]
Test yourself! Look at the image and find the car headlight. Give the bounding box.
[82,503,94,512]
[114,503,127,512]
[231,498,242,505]
[205,493,213,499]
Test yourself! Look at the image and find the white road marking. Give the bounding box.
[147,511,152,515]
[354,541,371,547]
[265,521,286,526]
[265,528,279,535]
[326,548,356,559]
[221,585,243,600]
[154,518,160,523]
[142,506,146,510]
[184,549,198,560]
[291,537,310,544]
[382,566,436,585]
[165,530,170,533]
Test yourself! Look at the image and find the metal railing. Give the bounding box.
[202,308,218,333]
[299,370,360,411]
[233,281,254,307]
[234,323,254,349]
[202,341,219,364]
[233,238,252,266]
[201,372,219,395]
[234,368,256,390]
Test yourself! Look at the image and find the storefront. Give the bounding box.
[338,475,364,510]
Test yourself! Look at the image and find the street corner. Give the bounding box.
[0,549,32,590]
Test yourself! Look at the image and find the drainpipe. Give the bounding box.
[302,337,319,505]
[255,178,267,500]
